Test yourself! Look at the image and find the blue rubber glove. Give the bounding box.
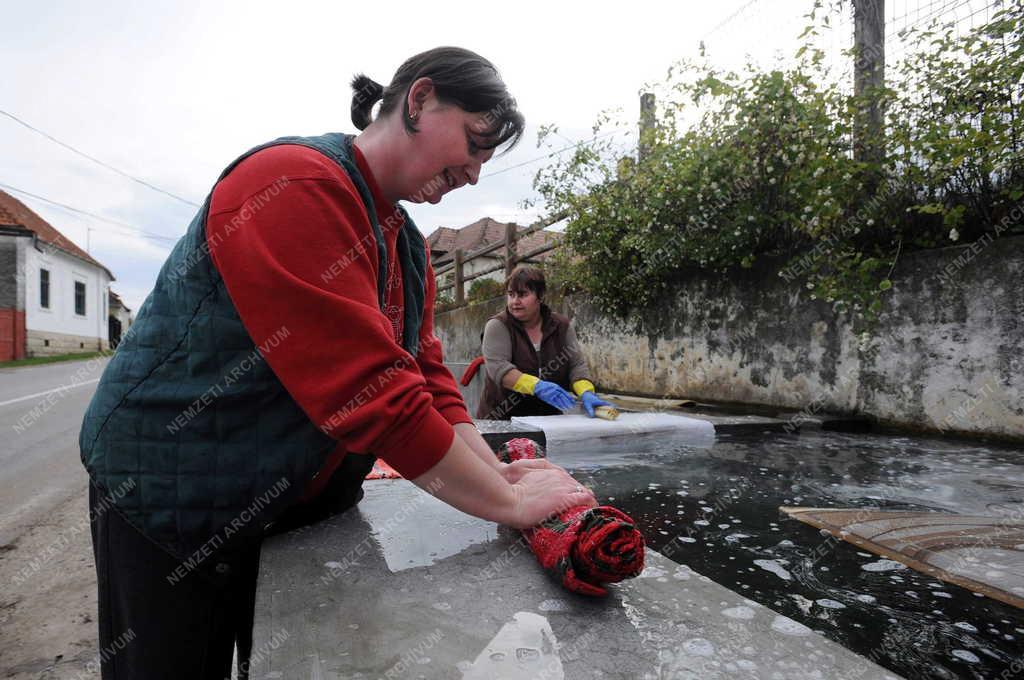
[534,380,578,411]
[580,390,614,418]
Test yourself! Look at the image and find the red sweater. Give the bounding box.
[206,143,472,499]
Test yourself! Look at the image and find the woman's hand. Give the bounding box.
[498,457,558,484]
[506,467,597,529]
[580,391,614,418]
[534,380,577,411]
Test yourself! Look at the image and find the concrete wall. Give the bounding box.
[26,328,106,354]
[435,237,1024,440]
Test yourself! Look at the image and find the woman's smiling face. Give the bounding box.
[400,81,496,204]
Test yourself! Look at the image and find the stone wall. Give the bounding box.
[435,236,1024,440]
[27,329,107,356]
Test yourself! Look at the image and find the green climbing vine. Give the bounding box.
[529,1,1023,332]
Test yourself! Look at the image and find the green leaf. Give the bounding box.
[878,279,892,291]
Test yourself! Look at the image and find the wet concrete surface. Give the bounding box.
[253,482,899,679]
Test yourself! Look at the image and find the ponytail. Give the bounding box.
[350,74,385,131]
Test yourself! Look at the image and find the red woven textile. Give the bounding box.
[497,437,645,596]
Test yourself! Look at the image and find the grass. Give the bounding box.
[0,351,107,368]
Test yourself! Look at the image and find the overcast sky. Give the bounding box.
[2,0,831,311]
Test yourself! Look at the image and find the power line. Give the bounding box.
[0,182,179,244]
[701,0,762,42]
[481,129,623,179]
[0,108,201,208]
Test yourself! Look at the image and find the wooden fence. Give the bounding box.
[434,211,567,304]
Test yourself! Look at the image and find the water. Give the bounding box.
[565,430,1024,680]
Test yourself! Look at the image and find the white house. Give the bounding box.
[0,189,115,360]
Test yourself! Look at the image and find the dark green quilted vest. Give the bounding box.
[79,133,428,560]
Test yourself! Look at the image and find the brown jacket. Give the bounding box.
[476,304,590,420]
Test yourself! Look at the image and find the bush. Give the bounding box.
[530,1,1023,328]
[466,277,506,303]
[434,292,458,314]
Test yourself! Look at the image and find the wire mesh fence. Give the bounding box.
[696,0,1006,90]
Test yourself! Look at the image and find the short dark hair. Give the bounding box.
[350,47,525,155]
[506,265,546,300]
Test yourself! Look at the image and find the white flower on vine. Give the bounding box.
[949,228,959,241]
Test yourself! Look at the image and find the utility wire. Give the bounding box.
[0,182,179,244]
[482,129,623,179]
[701,0,762,42]
[0,108,201,208]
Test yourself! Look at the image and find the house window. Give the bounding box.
[40,269,50,309]
[75,281,86,316]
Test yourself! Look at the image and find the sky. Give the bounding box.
[1,0,838,312]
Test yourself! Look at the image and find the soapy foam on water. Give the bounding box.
[861,559,907,572]
[753,559,792,581]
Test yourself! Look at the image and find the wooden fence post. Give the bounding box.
[505,222,518,278]
[639,93,656,162]
[454,248,465,305]
[853,0,885,165]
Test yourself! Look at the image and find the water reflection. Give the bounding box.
[569,430,1024,680]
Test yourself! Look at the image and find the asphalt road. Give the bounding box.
[0,356,110,547]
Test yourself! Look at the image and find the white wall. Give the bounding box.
[25,242,110,342]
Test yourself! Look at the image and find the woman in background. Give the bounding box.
[476,265,613,420]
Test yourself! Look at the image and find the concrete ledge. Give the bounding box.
[252,482,900,679]
[474,419,545,450]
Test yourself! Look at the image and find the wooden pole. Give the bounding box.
[504,222,518,278]
[853,0,885,165]
[639,93,656,162]
[454,248,465,305]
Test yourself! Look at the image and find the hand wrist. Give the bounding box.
[512,373,540,395]
[497,482,524,527]
[572,379,596,398]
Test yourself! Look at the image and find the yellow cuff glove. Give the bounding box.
[512,373,541,395]
[572,379,596,398]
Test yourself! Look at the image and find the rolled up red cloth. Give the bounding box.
[496,437,645,596]
[459,355,486,386]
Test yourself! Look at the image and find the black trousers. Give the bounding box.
[89,482,260,679]
[88,453,374,679]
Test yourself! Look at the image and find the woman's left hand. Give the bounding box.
[580,391,614,418]
[499,457,561,484]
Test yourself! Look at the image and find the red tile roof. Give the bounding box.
[0,189,115,279]
[0,202,21,227]
[427,217,562,266]
[109,289,131,312]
